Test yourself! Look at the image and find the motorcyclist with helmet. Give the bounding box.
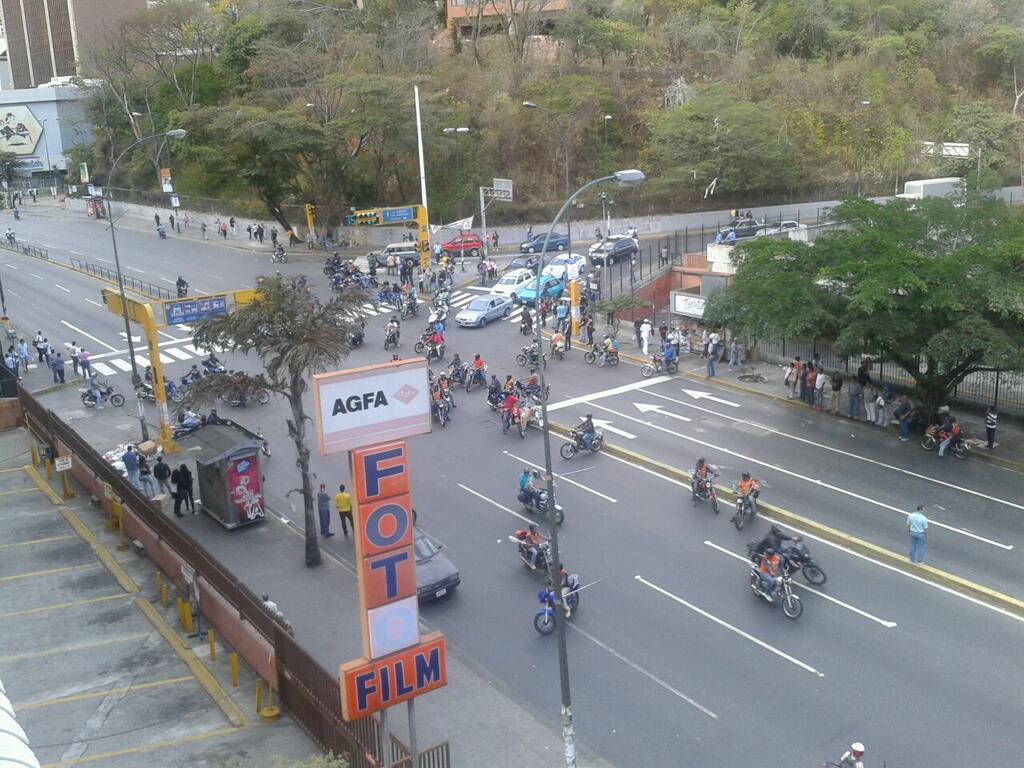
[691,457,711,500]
[522,523,547,569]
[837,742,866,768]
[550,328,566,356]
[501,389,519,434]
[487,374,502,406]
[519,467,540,507]
[574,413,596,450]
[425,327,444,359]
[737,472,760,515]
[757,547,782,600]
[598,334,618,367]
[520,368,540,395]
[752,524,794,558]
[548,563,574,619]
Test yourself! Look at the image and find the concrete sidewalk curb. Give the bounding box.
[22,464,61,504]
[547,420,1024,620]
[59,505,140,595]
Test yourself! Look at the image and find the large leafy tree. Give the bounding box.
[188,276,367,567]
[706,197,1024,415]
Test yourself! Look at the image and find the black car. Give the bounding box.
[718,220,766,240]
[415,529,459,601]
[504,256,539,274]
[588,235,638,266]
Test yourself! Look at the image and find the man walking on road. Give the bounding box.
[908,505,928,564]
[640,318,652,356]
[335,484,353,537]
[985,405,997,449]
[706,330,720,378]
[52,353,64,383]
[69,342,80,376]
[79,348,92,378]
[33,330,45,362]
[317,483,334,537]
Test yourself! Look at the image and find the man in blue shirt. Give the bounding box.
[121,446,141,490]
[907,504,928,564]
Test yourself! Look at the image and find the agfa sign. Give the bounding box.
[312,359,431,455]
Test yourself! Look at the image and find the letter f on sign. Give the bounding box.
[361,446,405,498]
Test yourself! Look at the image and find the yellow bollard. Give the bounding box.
[30,444,38,465]
[183,602,194,634]
[115,503,127,551]
[155,572,162,596]
[44,457,52,480]
[207,629,216,661]
[60,471,74,500]
[255,680,263,713]
[229,653,238,688]
[176,597,185,628]
[161,583,168,608]
[259,653,280,721]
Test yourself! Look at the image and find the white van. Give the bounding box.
[366,242,419,268]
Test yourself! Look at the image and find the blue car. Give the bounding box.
[516,274,565,306]
[520,233,570,254]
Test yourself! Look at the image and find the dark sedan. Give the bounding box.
[415,529,459,601]
[588,235,638,266]
[520,232,569,254]
[504,256,539,274]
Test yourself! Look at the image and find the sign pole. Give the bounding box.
[380,706,392,768]
[414,87,431,274]
[479,187,488,261]
[140,303,178,453]
[407,698,418,767]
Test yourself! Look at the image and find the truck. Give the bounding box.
[895,177,964,202]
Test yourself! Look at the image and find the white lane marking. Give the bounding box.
[109,359,132,372]
[589,401,1012,551]
[135,355,151,368]
[502,450,617,503]
[703,540,897,629]
[30,273,44,281]
[69,250,84,256]
[175,324,192,332]
[54,284,71,293]
[450,294,475,307]
[95,257,112,264]
[7,290,19,298]
[118,332,142,342]
[591,418,637,440]
[648,388,1024,515]
[160,277,175,285]
[682,388,740,408]
[59,321,119,352]
[39,243,54,248]
[182,344,202,355]
[5,263,18,270]
[507,309,523,322]
[125,266,145,274]
[634,402,692,422]
[158,352,175,364]
[635,574,824,677]
[92,362,117,376]
[604,451,689,488]
[84,298,102,307]
[166,347,192,360]
[567,623,718,719]
[547,376,673,412]
[458,483,533,525]
[158,331,179,341]
[464,285,492,292]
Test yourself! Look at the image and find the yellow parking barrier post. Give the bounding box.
[161,583,169,608]
[59,470,74,500]
[183,602,194,634]
[114,503,128,551]
[44,457,52,480]
[255,680,263,713]
[30,444,38,465]
[230,653,238,688]
[259,653,280,721]
[176,597,185,628]
[207,629,216,661]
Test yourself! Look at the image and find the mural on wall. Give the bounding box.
[0,107,41,155]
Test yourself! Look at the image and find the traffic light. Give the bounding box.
[353,208,380,226]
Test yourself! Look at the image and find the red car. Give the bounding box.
[441,233,484,258]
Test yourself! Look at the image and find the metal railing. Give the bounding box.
[68,258,175,300]
[0,236,49,260]
[20,389,450,768]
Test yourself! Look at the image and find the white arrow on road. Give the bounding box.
[119,332,142,342]
[591,418,637,440]
[633,402,692,422]
[682,388,740,408]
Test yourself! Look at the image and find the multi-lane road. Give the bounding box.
[11,203,1024,767]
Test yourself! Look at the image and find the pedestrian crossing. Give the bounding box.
[352,289,528,324]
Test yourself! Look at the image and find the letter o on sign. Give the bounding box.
[365,503,408,549]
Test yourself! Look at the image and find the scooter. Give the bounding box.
[534,574,581,634]
[518,488,564,525]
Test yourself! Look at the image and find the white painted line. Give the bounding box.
[702,540,897,629]
[92,362,117,377]
[69,250,85,256]
[158,331,178,341]
[158,352,175,364]
[5,263,18,270]
[175,324,192,332]
[589,401,1013,551]
[95,257,112,264]
[125,266,145,274]
[59,320,119,352]
[590,418,637,440]
[109,358,133,372]
[134,355,151,368]
[7,290,18,298]
[450,295,475,307]
[457,483,532,525]
[54,283,70,293]
[464,285,492,292]
[182,344,202,355]
[166,347,192,361]
[682,388,740,407]
[634,574,824,677]
[84,298,102,307]
[547,376,673,412]
[604,451,689,488]
[502,450,617,503]
[648,389,1024,516]
[567,623,718,719]
[30,273,44,281]
[160,277,175,285]
[634,402,692,422]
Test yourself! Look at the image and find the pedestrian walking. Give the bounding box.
[728,338,740,370]
[477,258,487,286]
[246,224,253,240]
[814,366,827,409]
[154,212,161,228]
[33,330,45,362]
[874,389,888,427]
[985,405,997,449]
[52,352,65,383]
[706,330,720,378]
[317,483,334,537]
[17,338,29,369]
[633,319,643,348]
[201,222,208,240]
[79,348,91,378]
[786,356,801,399]
[168,213,175,232]
[177,464,195,514]
[556,302,569,334]
[229,216,237,236]
[629,257,637,284]
[908,505,928,564]
[4,349,18,379]
[138,454,156,498]
[335,484,353,537]
[153,455,172,496]
[270,227,278,246]
[829,371,842,414]
[864,384,877,423]
[640,318,652,356]
[170,466,184,517]
[121,445,141,489]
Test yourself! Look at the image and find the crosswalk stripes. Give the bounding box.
[109,358,133,372]
[92,362,117,376]
[166,347,192,360]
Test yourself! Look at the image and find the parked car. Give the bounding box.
[718,220,766,240]
[456,294,514,327]
[516,274,565,306]
[520,232,569,254]
[542,253,587,281]
[490,267,536,300]
[441,233,484,258]
[366,241,419,268]
[504,256,538,274]
[756,220,805,236]
[588,235,638,266]
[415,528,459,601]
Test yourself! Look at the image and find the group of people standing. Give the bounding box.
[119,445,194,515]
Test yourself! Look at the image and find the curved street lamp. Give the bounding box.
[106,129,187,442]
[530,168,645,768]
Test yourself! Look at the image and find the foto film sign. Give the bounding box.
[312,359,430,455]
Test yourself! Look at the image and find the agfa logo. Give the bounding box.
[333,391,390,415]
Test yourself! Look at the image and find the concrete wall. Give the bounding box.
[0,398,22,430]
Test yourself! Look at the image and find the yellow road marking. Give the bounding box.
[0,592,129,620]
[59,506,139,594]
[0,533,74,550]
[134,597,246,727]
[0,633,151,664]
[22,464,63,504]
[0,466,28,473]
[17,675,193,711]
[0,486,42,496]
[0,562,102,583]
[41,725,244,768]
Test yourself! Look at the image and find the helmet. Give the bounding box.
[474,353,480,359]
[765,548,775,557]
[850,743,865,758]
[523,467,530,474]
[742,472,750,480]
[528,524,537,533]
[585,413,592,419]
[696,457,706,466]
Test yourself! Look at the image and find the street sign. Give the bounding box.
[670,292,706,319]
[382,207,415,223]
[481,187,512,200]
[55,456,72,472]
[164,295,228,326]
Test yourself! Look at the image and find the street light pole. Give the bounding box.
[40,119,53,191]
[856,100,870,197]
[442,127,471,271]
[531,168,645,768]
[601,115,611,233]
[523,102,574,251]
[105,129,187,443]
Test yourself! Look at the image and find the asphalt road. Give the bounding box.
[12,206,1024,767]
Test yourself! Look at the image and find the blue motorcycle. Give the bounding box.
[533,574,580,635]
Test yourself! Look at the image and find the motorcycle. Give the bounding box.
[486,389,503,412]
[432,289,450,308]
[420,343,445,363]
[219,387,271,407]
[519,316,533,335]
[518,399,544,432]
[583,344,619,366]
[641,355,679,377]
[271,247,288,263]
[465,365,487,393]
[691,469,720,513]
[447,359,468,386]
[349,326,365,348]
[427,306,448,328]
[80,384,125,408]
[503,400,528,438]
[431,391,451,427]
[920,425,969,459]
[777,538,826,585]
[515,379,549,404]
[549,340,566,360]
[139,379,185,404]
[402,297,419,319]
[559,428,604,459]
[534,574,581,634]
[323,259,342,276]
[384,326,400,350]
[518,487,564,525]
[511,530,550,572]
[201,355,226,375]
[731,489,758,530]
[749,563,803,619]
[515,343,547,369]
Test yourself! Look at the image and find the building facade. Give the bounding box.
[0,85,90,177]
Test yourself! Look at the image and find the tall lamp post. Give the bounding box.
[522,102,575,250]
[530,168,645,768]
[855,99,870,197]
[105,129,187,443]
[39,118,53,191]
[442,127,471,270]
[601,114,612,234]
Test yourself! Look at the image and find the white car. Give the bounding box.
[541,253,587,281]
[490,268,536,301]
[756,220,805,236]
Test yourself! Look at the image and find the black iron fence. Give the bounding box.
[68,258,175,300]
[0,236,49,260]
[20,389,450,768]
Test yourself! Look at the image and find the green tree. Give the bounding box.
[189,276,367,567]
[706,198,1024,415]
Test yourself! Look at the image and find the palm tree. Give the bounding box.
[189,274,367,566]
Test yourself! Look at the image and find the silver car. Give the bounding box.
[456,295,514,327]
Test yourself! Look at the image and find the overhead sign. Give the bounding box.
[382,207,415,223]
[340,632,447,720]
[164,295,227,326]
[671,292,706,319]
[312,359,430,455]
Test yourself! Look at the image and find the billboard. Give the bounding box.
[0,107,41,156]
[312,359,430,455]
